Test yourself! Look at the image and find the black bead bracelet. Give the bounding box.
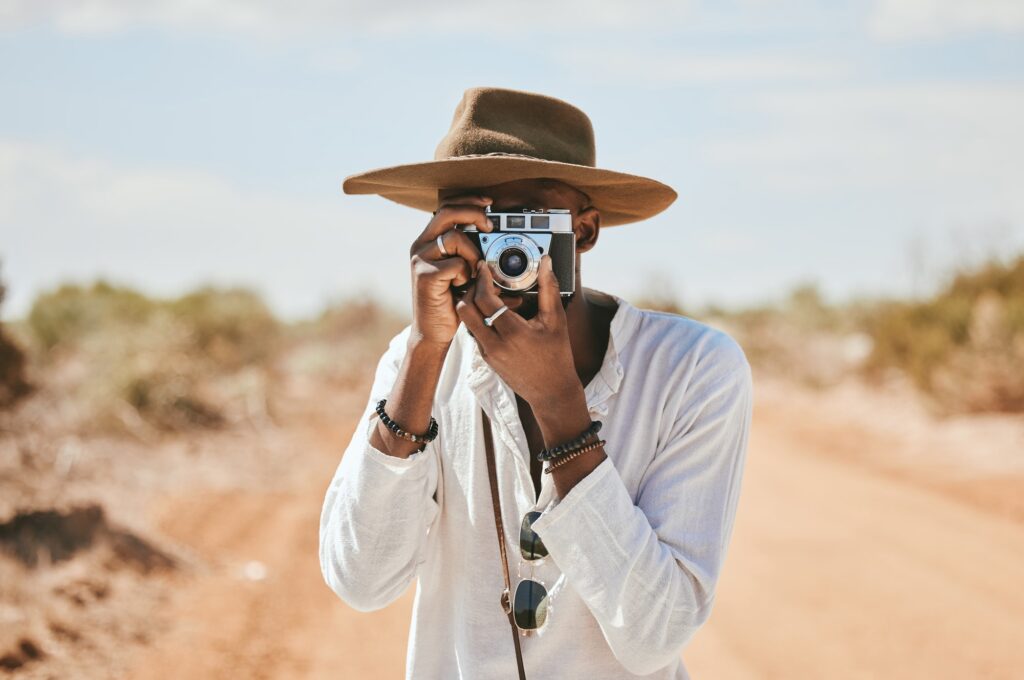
[375,398,439,446]
[536,420,603,462]
[544,439,607,474]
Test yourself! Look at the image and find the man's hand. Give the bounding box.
[457,255,606,498]
[455,255,583,411]
[408,194,494,348]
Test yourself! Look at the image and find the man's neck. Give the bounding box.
[564,285,617,390]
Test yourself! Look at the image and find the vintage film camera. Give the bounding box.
[458,206,575,297]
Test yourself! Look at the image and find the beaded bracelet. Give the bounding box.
[374,399,438,446]
[536,420,603,462]
[544,439,606,474]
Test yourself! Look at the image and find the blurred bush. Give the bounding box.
[0,266,32,409]
[18,250,1019,432]
[861,254,1024,414]
[27,282,157,355]
[23,282,280,434]
[13,280,411,436]
[168,288,279,370]
[649,253,1024,415]
[282,299,407,394]
[703,281,873,389]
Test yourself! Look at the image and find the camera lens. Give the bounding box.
[499,247,529,277]
[484,233,543,292]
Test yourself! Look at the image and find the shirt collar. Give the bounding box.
[465,291,642,416]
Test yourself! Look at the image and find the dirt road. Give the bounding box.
[684,385,1024,679]
[124,375,1024,679]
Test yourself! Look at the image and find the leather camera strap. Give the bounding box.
[481,408,528,680]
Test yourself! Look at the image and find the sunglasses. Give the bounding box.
[513,510,551,636]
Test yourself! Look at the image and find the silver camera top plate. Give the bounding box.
[460,206,573,233]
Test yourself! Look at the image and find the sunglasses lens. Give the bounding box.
[513,579,549,630]
[520,511,548,560]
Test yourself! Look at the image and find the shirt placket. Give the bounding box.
[465,332,625,514]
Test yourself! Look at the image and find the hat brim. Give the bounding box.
[341,156,677,227]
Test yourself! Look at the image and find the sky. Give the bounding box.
[2,0,1023,320]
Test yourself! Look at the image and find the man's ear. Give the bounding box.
[575,207,600,254]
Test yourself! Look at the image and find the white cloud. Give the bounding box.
[556,48,848,85]
[0,0,693,36]
[869,0,1024,40]
[0,140,419,320]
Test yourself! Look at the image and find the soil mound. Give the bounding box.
[0,504,176,573]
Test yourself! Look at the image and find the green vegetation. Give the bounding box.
[12,251,1024,432]
[27,282,278,367]
[703,253,1024,413]
[860,254,1024,413]
[0,265,32,408]
[27,282,158,354]
[24,281,281,433]
[16,280,409,435]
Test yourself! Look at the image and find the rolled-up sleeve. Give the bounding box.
[318,325,443,613]
[530,336,754,676]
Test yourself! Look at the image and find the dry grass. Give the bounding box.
[0,266,32,409]
[860,254,1024,414]
[642,254,1024,415]
[19,282,281,435]
[7,281,410,439]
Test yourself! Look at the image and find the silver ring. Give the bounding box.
[483,304,509,328]
[436,233,449,257]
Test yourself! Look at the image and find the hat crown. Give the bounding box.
[433,87,596,167]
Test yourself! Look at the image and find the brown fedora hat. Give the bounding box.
[341,86,677,227]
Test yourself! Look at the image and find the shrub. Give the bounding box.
[27,281,157,354]
[861,254,1024,413]
[0,267,32,408]
[169,287,279,370]
[24,282,281,433]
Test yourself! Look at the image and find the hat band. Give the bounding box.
[442,151,547,161]
[438,151,598,168]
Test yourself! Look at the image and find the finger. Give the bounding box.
[415,205,491,246]
[418,230,484,272]
[473,260,505,313]
[455,290,497,348]
[414,253,473,288]
[536,255,565,324]
[450,262,478,299]
[474,261,527,334]
[417,200,494,243]
[444,255,475,288]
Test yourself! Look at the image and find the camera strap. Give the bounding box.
[481,408,528,680]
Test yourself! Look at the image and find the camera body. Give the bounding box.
[459,207,575,297]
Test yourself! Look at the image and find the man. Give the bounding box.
[319,86,753,679]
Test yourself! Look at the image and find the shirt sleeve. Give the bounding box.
[318,324,443,613]
[530,332,754,676]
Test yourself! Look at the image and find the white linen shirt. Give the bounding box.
[319,293,754,679]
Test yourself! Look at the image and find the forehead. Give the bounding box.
[438,178,587,208]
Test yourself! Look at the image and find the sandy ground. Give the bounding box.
[684,377,1024,679]
[101,370,1024,679]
